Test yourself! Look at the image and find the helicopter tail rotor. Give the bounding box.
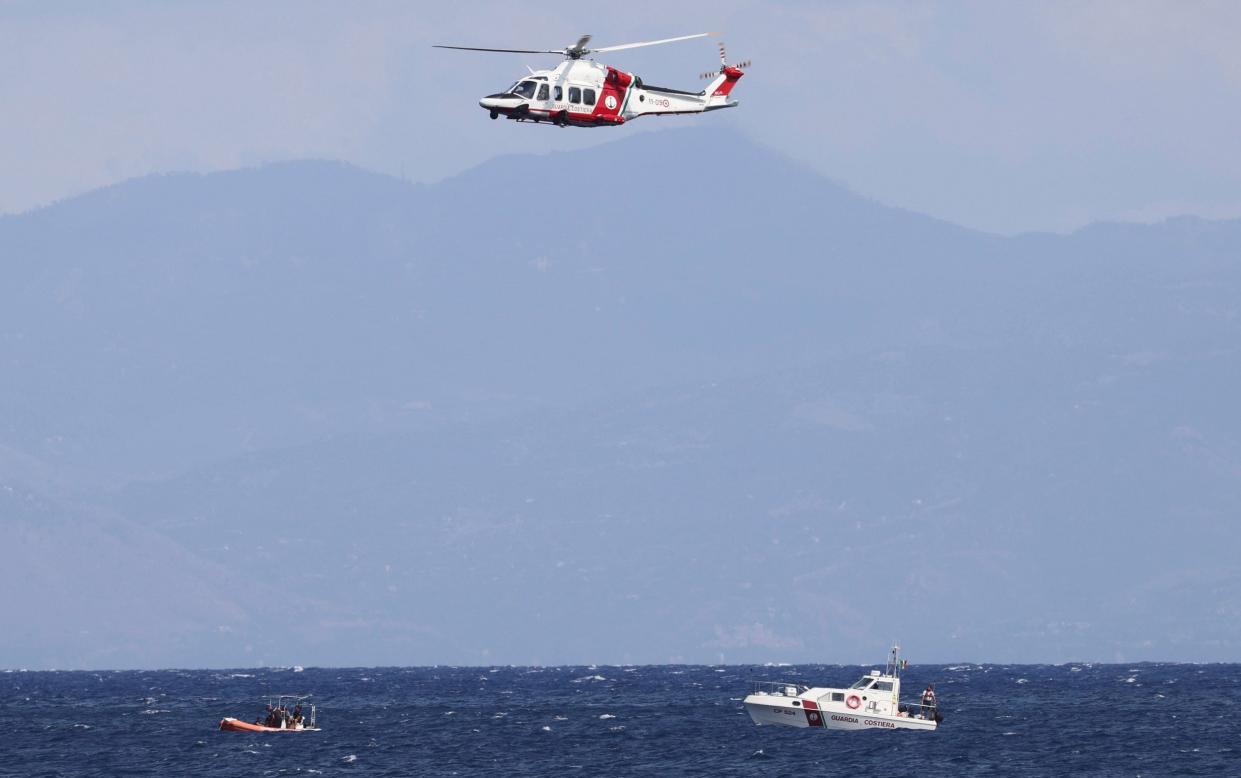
[699,42,751,79]
[699,43,748,106]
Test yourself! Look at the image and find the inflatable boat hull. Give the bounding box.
[219,717,315,732]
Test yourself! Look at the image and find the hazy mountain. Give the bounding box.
[2,129,1239,668]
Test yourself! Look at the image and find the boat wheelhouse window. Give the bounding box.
[850,678,874,690]
[568,86,582,104]
[584,88,597,105]
[831,692,844,702]
[512,80,538,99]
[537,83,550,100]
[873,681,894,692]
[554,85,562,100]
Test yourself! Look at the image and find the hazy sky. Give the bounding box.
[3,0,1240,234]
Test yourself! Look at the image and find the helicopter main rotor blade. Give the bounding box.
[433,45,563,54]
[591,32,714,54]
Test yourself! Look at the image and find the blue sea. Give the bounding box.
[2,663,1237,776]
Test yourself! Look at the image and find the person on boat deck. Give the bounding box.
[921,684,937,716]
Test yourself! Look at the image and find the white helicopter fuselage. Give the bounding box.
[478,58,741,127]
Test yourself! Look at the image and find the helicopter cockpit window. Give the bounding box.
[583,88,597,106]
[512,80,538,99]
[568,86,582,104]
[537,83,550,101]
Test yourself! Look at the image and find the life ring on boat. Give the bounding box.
[846,695,861,710]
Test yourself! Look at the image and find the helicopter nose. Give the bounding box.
[479,93,514,110]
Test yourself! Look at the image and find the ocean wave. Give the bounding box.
[4,664,1235,776]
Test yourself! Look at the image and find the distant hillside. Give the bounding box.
[3,129,1240,668]
[1,130,995,480]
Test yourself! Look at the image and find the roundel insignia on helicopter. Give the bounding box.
[604,94,618,110]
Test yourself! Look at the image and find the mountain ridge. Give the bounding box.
[2,128,1239,668]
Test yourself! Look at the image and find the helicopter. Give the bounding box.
[434,33,748,127]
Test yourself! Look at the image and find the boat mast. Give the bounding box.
[887,643,904,704]
[887,643,902,678]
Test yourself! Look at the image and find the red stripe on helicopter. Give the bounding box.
[593,67,632,121]
[513,107,623,126]
[712,66,744,97]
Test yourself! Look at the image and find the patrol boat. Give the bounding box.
[743,645,941,731]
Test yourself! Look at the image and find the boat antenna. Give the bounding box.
[888,644,902,678]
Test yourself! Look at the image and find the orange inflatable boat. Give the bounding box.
[219,695,318,732]
[219,717,301,732]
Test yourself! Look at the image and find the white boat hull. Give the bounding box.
[743,693,937,732]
